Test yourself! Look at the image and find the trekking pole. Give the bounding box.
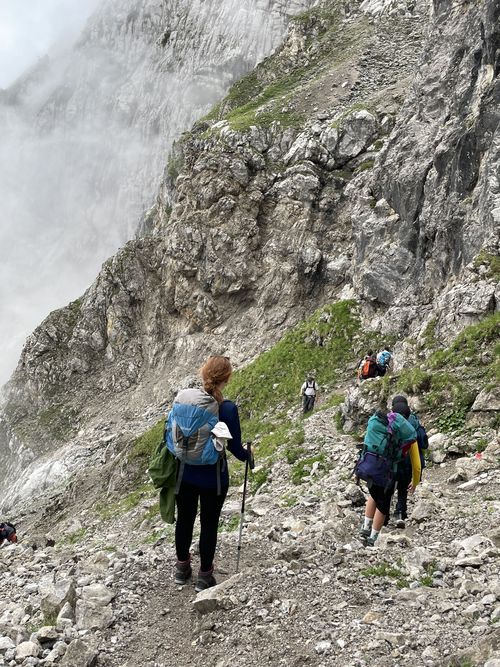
[236,442,254,574]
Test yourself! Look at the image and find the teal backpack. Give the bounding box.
[355,411,416,488]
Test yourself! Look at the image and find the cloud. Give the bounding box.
[0,0,99,87]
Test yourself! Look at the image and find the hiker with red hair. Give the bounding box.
[167,355,252,592]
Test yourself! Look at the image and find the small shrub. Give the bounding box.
[61,527,87,545]
[291,454,326,485]
[250,468,269,493]
[361,562,408,588]
[219,515,240,532]
[130,420,164,460]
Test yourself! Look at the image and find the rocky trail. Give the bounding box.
[2,407,499,667]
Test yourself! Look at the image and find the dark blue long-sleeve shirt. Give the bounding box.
[179,399,249,489]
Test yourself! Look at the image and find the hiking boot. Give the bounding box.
[365,535,378,548]
[394,512,406,529]
[195,569,217,593]
[359,527,371,540]
[174,560,192,585]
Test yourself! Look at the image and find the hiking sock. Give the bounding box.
[363,517,373,531]
[369,529,380,542]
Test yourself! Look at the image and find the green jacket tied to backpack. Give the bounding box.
[148,428,177,524]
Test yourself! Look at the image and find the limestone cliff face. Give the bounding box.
[1,0,499,501]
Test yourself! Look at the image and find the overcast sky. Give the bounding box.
[0,0,100,88]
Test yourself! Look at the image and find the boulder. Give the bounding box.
[60,639,97,667]
[39,577,76,617]
[15,641,41,660]
[193,574,242,615]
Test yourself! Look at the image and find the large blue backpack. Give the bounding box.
[166,388,219,464]
[166,388,220,492]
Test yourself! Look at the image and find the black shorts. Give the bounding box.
[369,481,396,516]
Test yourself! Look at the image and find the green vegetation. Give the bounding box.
[424,312,499,432]
[420,318,438,351]
[281,493,298,507]
[419,561,437,587]
[317,392,345,411]
[473,251,500,281]
[223,300,376,487]
[219,515,241,532]
[199,1,370,132]
[284,426,306,463]
[60,527,87,545]
[27,611,59,634]
[355,159,375,172]
[227,301,362,440]
[96,484,155,520]
[361,562,408,589]
[475,438,488,453]
[167,153,184,181]
[144,525,174,545]
[291,453,326,485]
[129,419,164,461]
[250,468,269,493]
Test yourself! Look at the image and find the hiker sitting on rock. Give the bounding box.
[300,372,318,414]
[355,406,421,546]
[357,349,378,381]
[391,395,429,528]
[0,522,17,546]
[375,345,393,376]
[168,355,252,592]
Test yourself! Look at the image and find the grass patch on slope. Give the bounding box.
[203,1,369,131]
[223,299,374,486]
[226,300,362,442]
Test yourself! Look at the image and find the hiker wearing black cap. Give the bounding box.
[168,355,252,592]
[356,406,421,546]
[391,395,428,528]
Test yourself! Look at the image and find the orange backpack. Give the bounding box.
[359,357,377,380]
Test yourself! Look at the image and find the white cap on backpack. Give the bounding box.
[211,421,233,451]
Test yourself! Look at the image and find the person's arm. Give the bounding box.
[408,441,421,490]
[220,401,249,462]
[299,382,305,397]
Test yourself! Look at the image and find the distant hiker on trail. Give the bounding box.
[376,346,393,376]
[391,395,429,528]
[354,407,421,546]
[0,522,17,546]
[167,355,253,592]
[300,372,319,414]
[357,349,378,381]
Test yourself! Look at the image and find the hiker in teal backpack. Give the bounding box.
[169,355,253,592]
[391,395,428,528]
[355,406,421,546]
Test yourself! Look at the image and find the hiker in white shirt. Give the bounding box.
[300,373,318,414]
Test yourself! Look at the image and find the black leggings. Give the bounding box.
[175,482,228,572]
